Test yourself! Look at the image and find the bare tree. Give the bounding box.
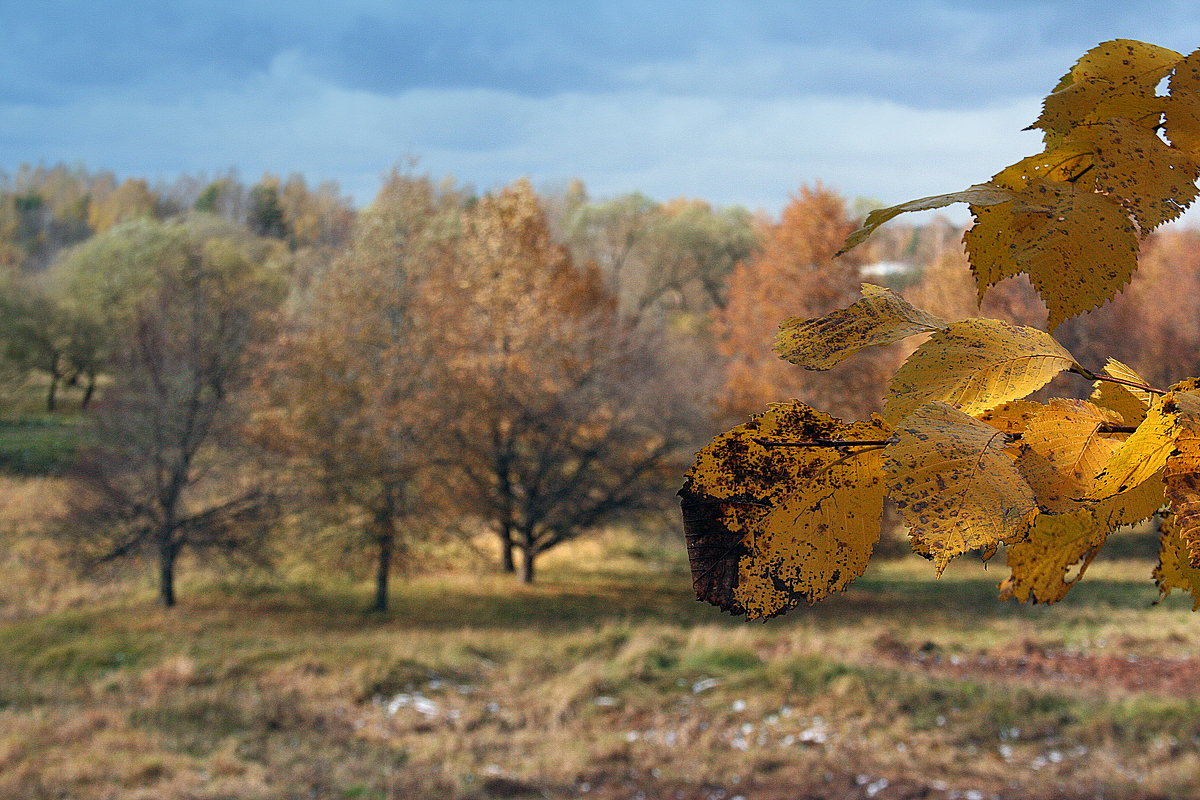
[63,217,283,606]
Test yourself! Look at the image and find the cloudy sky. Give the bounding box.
[4,1,1200,216]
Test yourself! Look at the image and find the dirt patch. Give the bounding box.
[872,633,1200,695]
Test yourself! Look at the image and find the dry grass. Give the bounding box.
[2,477,1199,799]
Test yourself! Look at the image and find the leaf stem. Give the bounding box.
[1069,365,1165,395]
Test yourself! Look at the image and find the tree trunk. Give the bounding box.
[520,533,536,584]
[371,494,398,613]
[81,371,97,409]
[373,525,393,613]
[46,373,59,412]
[499,523,515,573]
[158,537,177,607]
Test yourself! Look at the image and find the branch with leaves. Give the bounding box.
[682,39,1200,620]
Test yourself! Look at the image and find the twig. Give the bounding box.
[1070,365,1165,395]
[753,437,898,448]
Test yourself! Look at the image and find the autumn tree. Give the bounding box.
[0,164,108,269]
[714,184,895,424]
[61,216,284,607]
[436,180,702,582]
[87,177,158,234]
[250,172,463,612]
[683,40,1200,619]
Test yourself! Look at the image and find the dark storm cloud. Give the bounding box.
[4,1,1200,212]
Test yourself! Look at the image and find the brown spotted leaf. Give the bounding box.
[679,402,890,618]
[1165,49,1200,158]
[965,180,1140,330]
[885,402,1038,573]
[1017,399,1126,513]
[733,445,886,619]
[838,184,1016,256]
[773,284,947,370]
[962,201,1023,293]
[884,319,1077,423]
[1155,513,1200,609]
[1034,39,1180,140]
[976,400,1047,436]
[991,139,1095,190]
[1085,117,1200,230]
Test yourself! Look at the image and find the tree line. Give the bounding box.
[1,164,1196,609]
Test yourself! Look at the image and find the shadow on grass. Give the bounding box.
[267,562,1191,634]
[1,558,1189,688]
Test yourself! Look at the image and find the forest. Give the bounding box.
[5,161,1200,799]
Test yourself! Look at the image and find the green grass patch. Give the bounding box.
[0,415,83,474]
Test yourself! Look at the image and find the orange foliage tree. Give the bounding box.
[434,180,700,582]
[714,185,893,423]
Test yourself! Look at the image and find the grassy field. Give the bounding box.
[2,474,1200,800]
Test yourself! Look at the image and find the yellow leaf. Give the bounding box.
[733,446,886,619]
[975,400,1046,435]
[885,402,1038,573]
[1034,39,1180,139]
[1000,511,1108,604]
[963,201,1022,294]
[964,182,1140,329]
[679,401,890,617]
[1089,358,1153,425]
[884,319,1077,423]
[1085,118,1200,229]
[1155,514,1200,609]
[1003,452,1164,605]
[1038,188,1142,327]
[1165,49,1200,158]
[1163,399,1200,568]
[1017,399,1125,513]
[1088,393,1197,499]
[773,284,947,370]
[972,180,1140,330]
[1169,377,1200,394]
[1093,468,1165,528]
[838,184,1016,256]
[991,140,1095,190]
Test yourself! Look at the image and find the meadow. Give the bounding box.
[2,468,1199,800]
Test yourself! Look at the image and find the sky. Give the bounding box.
[4,1,1200,217]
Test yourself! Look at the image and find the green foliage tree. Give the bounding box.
[560,189,757,324]
[0,276,104,411]
[682,40,1200,619]
[248,180,288,240]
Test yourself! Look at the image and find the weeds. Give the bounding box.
[2,479,1200,798]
